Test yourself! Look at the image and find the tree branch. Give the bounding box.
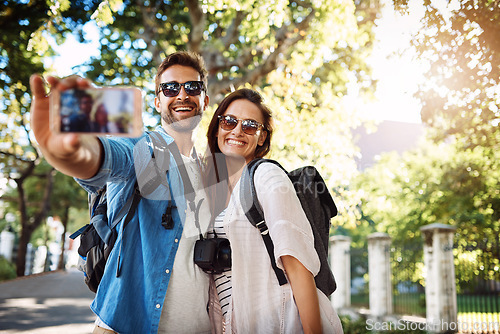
[15,179,29,230]
[0,150,34,164]
[222,10,246,49]
[21,114,40,161]
[31,169,55,228]
[136,0,163,65]
[185,0,206,54]
[206,5,317,101]
[0,196,18,202]
[17,160,36,183]
[0,196,47,207]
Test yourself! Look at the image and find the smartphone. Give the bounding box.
[50,86,143,137]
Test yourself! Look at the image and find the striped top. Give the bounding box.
[207,209,232,319]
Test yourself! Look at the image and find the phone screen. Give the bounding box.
[51,87,143,137]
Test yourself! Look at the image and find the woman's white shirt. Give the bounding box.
[220,162,343,333]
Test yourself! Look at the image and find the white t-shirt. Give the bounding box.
[159,153,211,333]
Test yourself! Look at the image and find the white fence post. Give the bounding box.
[368,232,393,318]
[0,230,15,262]
[421,223,457,333]
[330,235,351,310]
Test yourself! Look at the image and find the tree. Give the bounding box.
[0,1,95,276]
[77,0,381,192]
[49,172,88,270]
[1,0,382,275]
[392,0,499,148]
[385,0,500,286]
[352,139,500,285]
[82,0,378,103]
[1,161,54,276]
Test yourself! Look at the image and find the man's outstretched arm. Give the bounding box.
[30,74,103,179]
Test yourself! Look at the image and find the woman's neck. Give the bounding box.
[225,156,247,192]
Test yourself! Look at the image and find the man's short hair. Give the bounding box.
[75,89,92,101]
[155,51,208,95]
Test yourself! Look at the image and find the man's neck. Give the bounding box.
[162,124,195,157]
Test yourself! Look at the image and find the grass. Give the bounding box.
[457,294,500,313]
[393,293,426,317]
[346,293,500,333]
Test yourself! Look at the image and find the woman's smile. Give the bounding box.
[226,138,247,147]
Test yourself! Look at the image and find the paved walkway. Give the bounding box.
[0,268,95,334]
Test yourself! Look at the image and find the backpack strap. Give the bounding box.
[148,131,204,238]
[70,188,107,240]
[240,158,288,286]
[69,224,88,240]
[138,131,171,196]
[115,181,141,277]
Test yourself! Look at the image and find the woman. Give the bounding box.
[204,88,343,333]
[91,103,110,133]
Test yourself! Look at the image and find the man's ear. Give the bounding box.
[154,95,161,113]
[203,94,210,111]
[257,130,267,146]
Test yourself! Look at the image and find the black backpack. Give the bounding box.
[69,131,183,293]
[240,158,338,296]
[69,183,141,292]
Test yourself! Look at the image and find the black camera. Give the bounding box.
[193,237,231,274]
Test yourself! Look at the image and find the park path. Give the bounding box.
[0,268,95,334]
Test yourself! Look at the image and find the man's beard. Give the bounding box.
[161,103,202,132]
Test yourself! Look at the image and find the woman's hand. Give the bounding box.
[281,255,322,334]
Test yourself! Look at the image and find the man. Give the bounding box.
[30,51,212,333]
[67,90,93,132]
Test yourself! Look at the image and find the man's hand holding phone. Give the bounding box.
[29,75,143,179]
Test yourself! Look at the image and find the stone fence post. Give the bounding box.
[330,235,351,310]
[421,223,457,333]
[0,230,15,262]
[368,232,393,318]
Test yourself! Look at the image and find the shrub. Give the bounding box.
[340,314,429,333]
[340,314,371,333]
[0,256,16,282]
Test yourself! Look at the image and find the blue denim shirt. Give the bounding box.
[76,128,195,333]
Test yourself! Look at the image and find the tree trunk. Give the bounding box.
[43,220,51,272]
[57,206,70,271]
[14,169,55,277]
[15,226,32,277]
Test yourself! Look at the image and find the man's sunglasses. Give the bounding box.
[158,81,205,97]
[218,115,264,135]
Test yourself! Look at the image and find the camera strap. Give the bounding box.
[149,132,204,238]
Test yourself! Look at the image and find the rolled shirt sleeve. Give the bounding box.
[76,136,137,194]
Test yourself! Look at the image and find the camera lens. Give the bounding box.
[217,239,231,268]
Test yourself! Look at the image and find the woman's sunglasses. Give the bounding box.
[218,115,264,135]
[158,81,205,97]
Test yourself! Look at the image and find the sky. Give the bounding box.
[45,22,101,75]
[46,2,428,124]
[348,0,428,124]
